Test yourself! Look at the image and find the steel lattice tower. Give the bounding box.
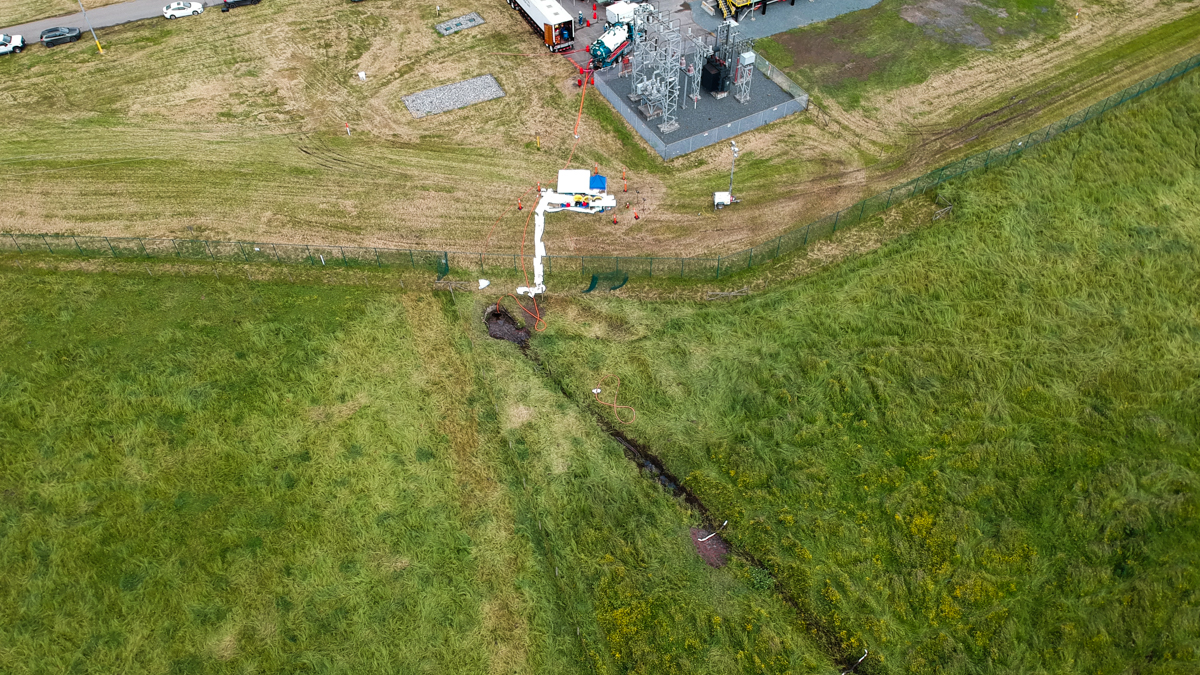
[733,37,756,103]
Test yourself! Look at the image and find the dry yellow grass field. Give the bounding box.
[0,0,1196,257]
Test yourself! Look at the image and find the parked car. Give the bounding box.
[0,33,25,55]
[40,27,82,47]
[220,0,260,12]
[163,1,204,18]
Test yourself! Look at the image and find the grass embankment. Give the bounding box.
[534,69,1200,673]
[0,267,831,672]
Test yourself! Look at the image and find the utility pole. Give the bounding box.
[728,140,739,196]
[77,0,104,54]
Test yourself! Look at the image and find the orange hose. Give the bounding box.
[593,374,636,424]
[494,203,547,332]
[482,184,539,262]
[565,73,590,168]
[485,60,597,331]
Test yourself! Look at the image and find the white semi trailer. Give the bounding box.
[506,0,575,52]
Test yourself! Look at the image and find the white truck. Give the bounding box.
[0,34,25,55]
[506,0,574,52]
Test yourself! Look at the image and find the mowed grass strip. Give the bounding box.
[533,70,1200,674]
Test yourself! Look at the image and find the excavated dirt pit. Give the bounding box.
[690,527,731,568]
[484,305,530,347]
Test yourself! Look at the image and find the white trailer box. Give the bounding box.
[512,0,575,51]
[557,169,592,194]
[606,1,639,23]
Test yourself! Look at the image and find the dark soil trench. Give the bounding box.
[484,305,868,672]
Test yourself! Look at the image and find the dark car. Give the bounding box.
[221,0,260,11]
[40,26,82,47]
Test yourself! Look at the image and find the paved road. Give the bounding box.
[0,0,203,42]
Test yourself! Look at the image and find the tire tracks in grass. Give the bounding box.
[397,291,536,673]
[425,290,609,672]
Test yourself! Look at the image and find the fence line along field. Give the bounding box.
[0,0,1197,259]
[530,68,1200,674]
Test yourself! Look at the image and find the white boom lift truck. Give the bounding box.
[512,169,617,297]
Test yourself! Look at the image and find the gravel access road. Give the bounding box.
[1,0,193,42]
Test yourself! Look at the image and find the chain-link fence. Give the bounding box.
[3,53,1197,280]
[592,51,808,161]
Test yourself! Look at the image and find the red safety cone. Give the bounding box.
[577,78,583,87]
[586,19,590,27]
[633,211,640,220]
[517,199,523,211]
[592,2,596,9]
[593,10,597,19]
[613,215,618,225]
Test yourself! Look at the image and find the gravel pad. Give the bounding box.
[435,12,485,36]
[402,74,505,119]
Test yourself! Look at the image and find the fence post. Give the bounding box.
[681,257,684,278]
[171,239,181,257]
[409,250,414,268]
[1099,93,1118,116]
[41,235,54,253]
[775,236,781,259]
[982,148,994,170]
[802,224,810,246]
[135,238,147,257]
[884,187,895,210]
[715,256,721,279]
[105,237,117,257]
[73,236,84,256]
[832,210,840,233]
[857,199,867,222]
[748,249,753,269]
[306,245,315,265]
[9,233,22,253]
[237,242,249,262]
[340,247,349,266]
[374,248,381,267]
[479,253,483,273]
[272,244,281,263]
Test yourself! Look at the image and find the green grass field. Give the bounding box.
[755,0,1069,109]
[533,69,1200,673]
[3,15,1200,675]
[0,267,834,673]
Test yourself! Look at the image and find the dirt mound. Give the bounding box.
[690,527,730,568]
